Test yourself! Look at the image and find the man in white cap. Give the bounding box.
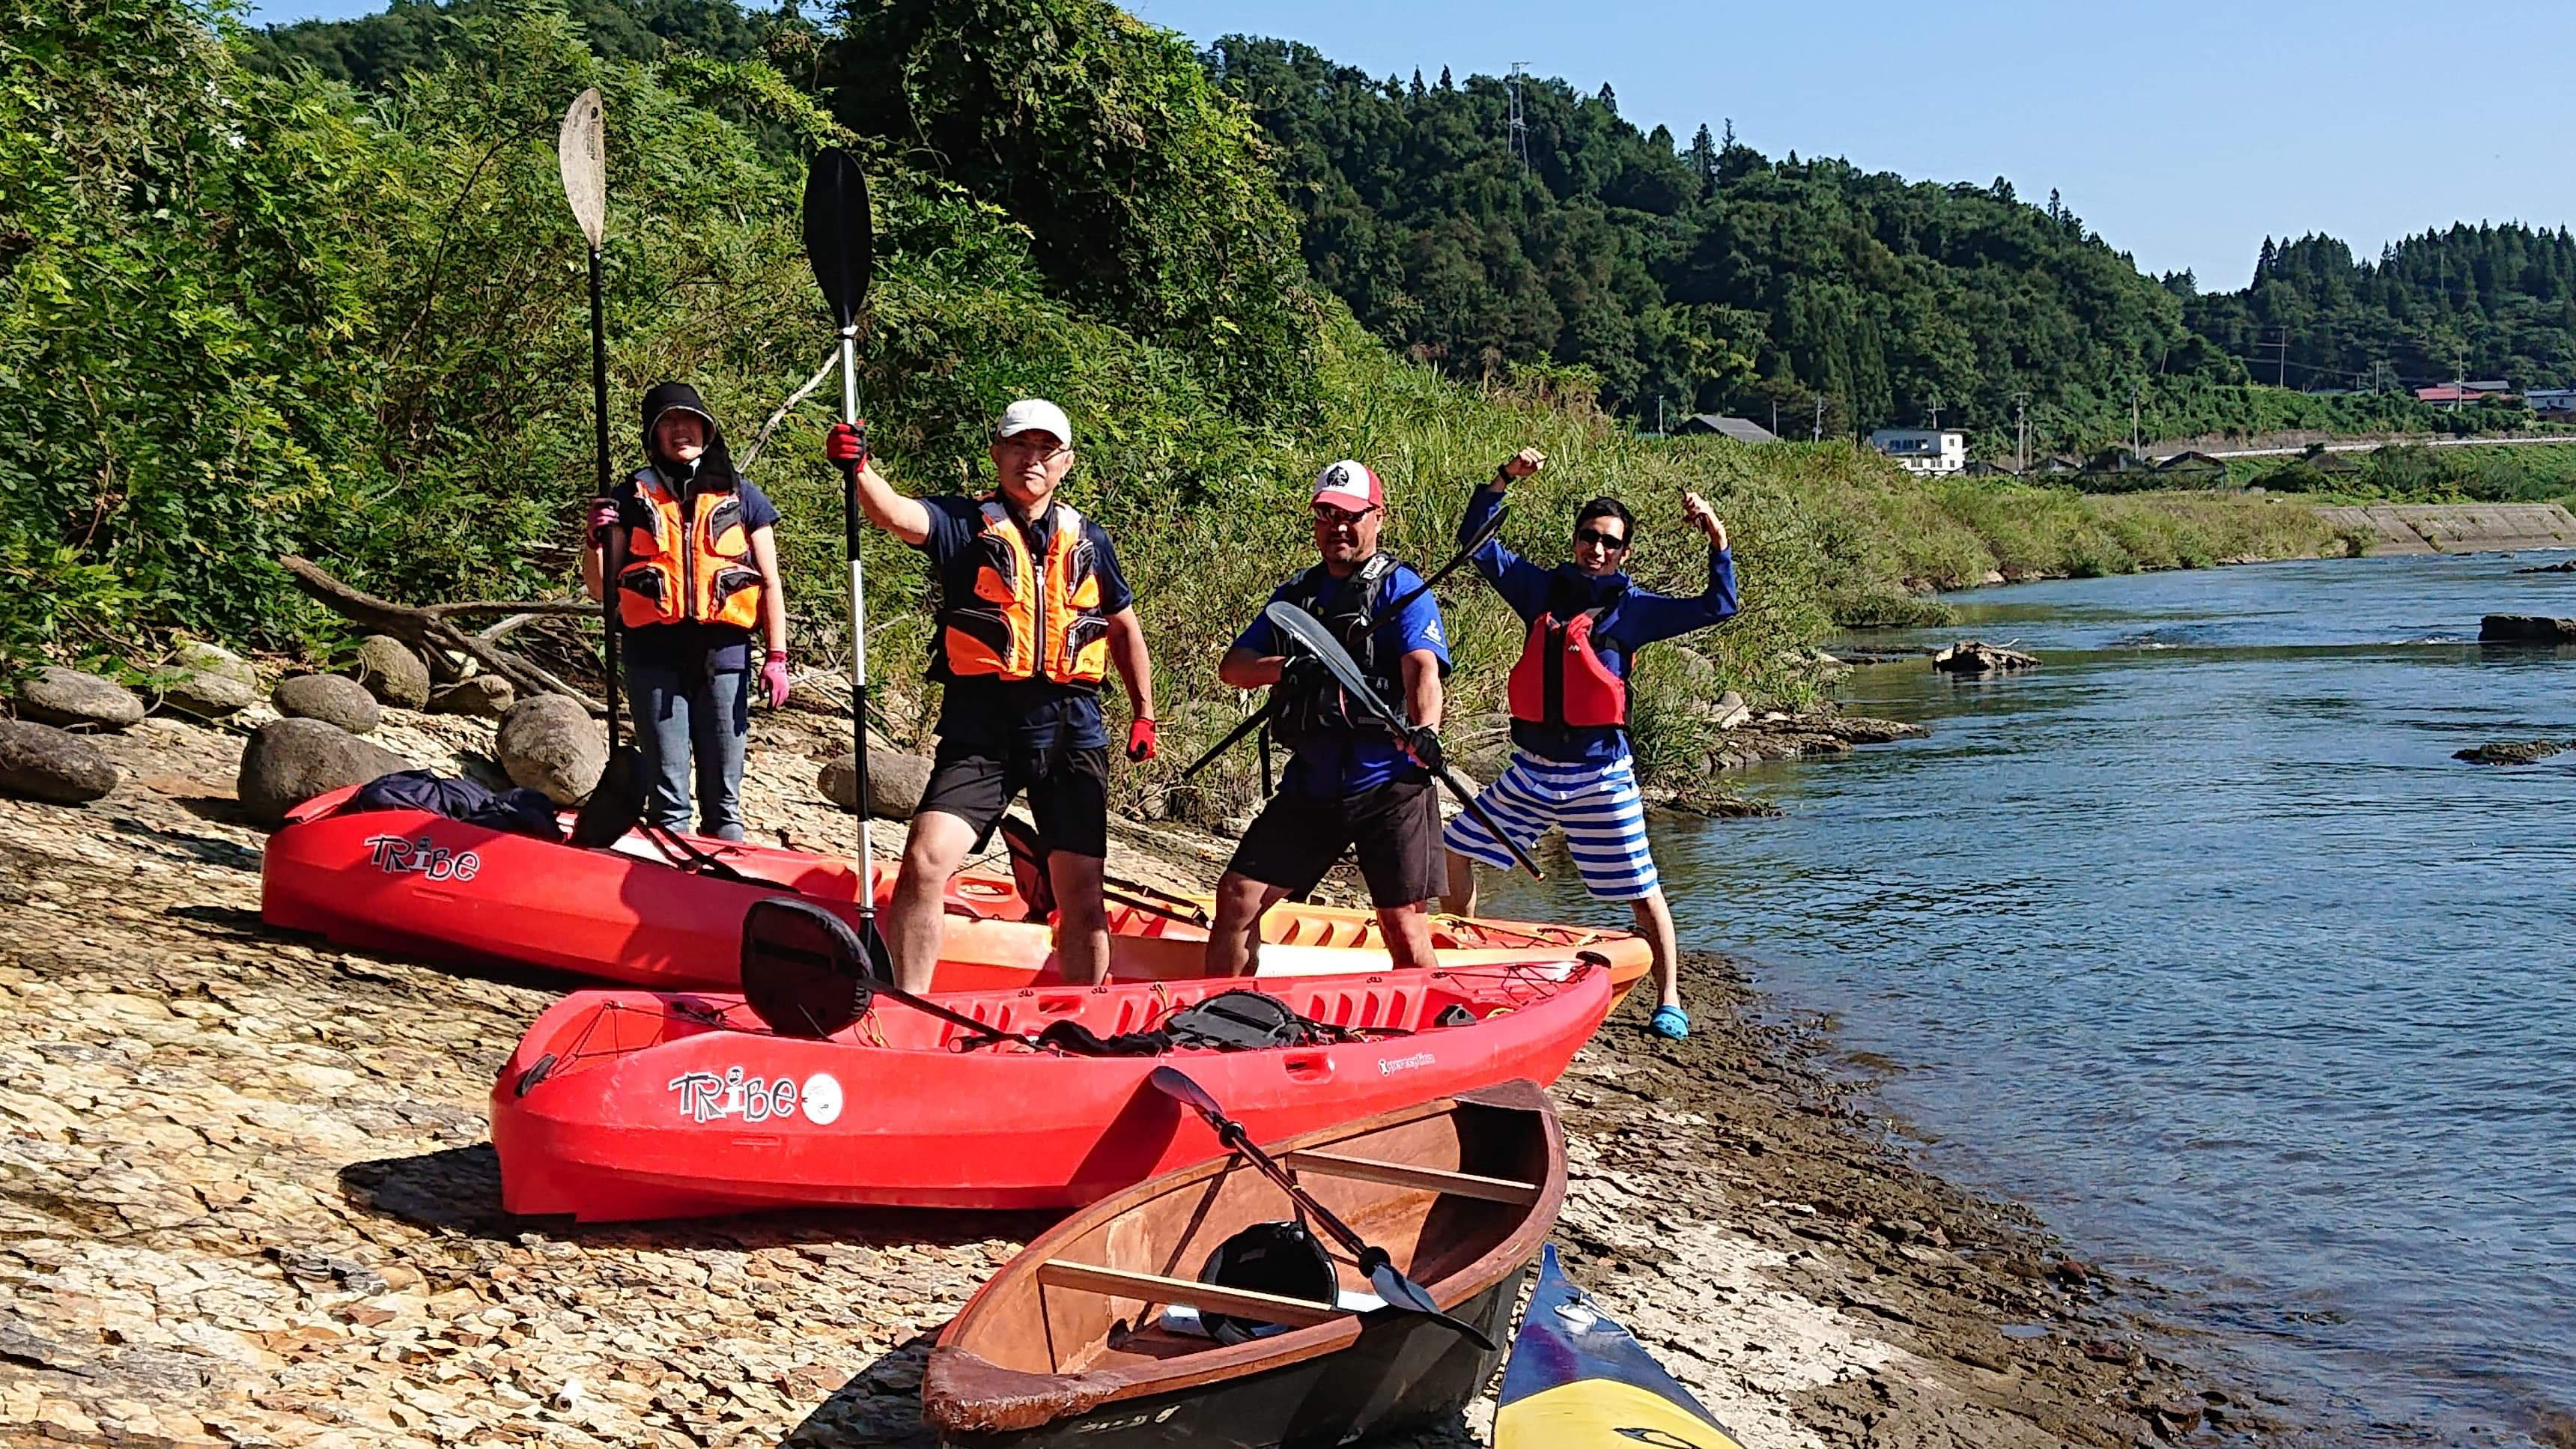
[832,400,1156,991]
[1203,461,1450,974]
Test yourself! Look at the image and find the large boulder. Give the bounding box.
[350,634,432,710]
[273,673,383,734]
[159,640,258,718]
[13,666,145,731]
[818,748,934,819]
[428,675,516,719]
[495,694,604,806]
[2479,614,2576,643]
[0,720,119,804]
[1931,640,2039,675]
[237,718,409,827]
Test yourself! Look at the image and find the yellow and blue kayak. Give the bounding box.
[1496,1245,1749,1449]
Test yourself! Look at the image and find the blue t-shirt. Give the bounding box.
[1460,483,1737,763]
[917,494,1135,755]
[1233,559,1450,797]
[614,470,780,673]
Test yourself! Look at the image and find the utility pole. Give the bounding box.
[1507,63,1530,172]
[2130,380,2142,457]
[2013,390,2029,473]
[1770,399,1779,437]
[1927,394,1942,430]
[2270,327,2287,388]
[1812,395,1824,442]
[1656,396,1665,436]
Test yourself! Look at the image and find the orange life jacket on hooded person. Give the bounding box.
[616,381,765,632]
[937,497,1111,687]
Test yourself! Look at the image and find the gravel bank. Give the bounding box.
[1,708,2279,1447]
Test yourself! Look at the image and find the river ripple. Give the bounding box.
[1483,551,2576,1446]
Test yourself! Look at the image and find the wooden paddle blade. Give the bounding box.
[802,148,873,329]
[556,88,607,248]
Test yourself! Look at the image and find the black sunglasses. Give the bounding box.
[1573,526,1629,550]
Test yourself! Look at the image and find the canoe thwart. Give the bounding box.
[1034,1260,1349,1328]
[1284,1150,1543,1206]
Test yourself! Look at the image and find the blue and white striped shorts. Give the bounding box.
[1442,750,1660,902]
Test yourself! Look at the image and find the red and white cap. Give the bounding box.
[1310,460,1383,514]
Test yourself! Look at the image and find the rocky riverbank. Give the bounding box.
[1,707,2279,1448]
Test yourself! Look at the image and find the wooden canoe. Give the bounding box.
[922,1081,1567,1447]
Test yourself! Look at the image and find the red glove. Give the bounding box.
[825,421,869,470]
[1126,716,1157,762]
[586,497,619,539]
[761,651,792,708]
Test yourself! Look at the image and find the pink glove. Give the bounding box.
[586,497,619,538]
[762,651,792,708]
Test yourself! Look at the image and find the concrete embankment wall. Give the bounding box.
[2314,502,2576,555]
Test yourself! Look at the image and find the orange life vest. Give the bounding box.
[1507,607,1626,729]
[616,474,765,631]
[940,498,1110,687]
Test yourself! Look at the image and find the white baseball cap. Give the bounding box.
[994,398,1073,446]
[1310,460,1384,514]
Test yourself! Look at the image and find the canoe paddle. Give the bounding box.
[559,89,649,849]
[1147,1065,1498,1350]
[1179,503,1510,784]
[1262,601,1545,880]
[800,148,896,982]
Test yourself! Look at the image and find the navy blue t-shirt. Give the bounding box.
[1232,559,1450,797]
[614,470,780,672]
[917,495,1134,755]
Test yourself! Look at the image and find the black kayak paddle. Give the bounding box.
[800,148,896,982]
[558,88,648,848]
[1147,1064,1498,1349]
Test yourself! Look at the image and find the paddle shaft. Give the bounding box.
[589,243,622,752]
[839,330,874,894]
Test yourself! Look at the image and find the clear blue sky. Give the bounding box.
[245,0,2573,290]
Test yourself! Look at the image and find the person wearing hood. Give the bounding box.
[1437,447,1737,1040]
[580,380,791,842]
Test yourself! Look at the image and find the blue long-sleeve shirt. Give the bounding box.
[1460,483,1738,762]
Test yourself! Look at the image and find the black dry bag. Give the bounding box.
[1197,1219,1338,1345]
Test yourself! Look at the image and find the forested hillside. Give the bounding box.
[0,0,2354,802]
[2181,225,2576,393]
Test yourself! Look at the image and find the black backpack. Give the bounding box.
[1164,990,1348,1051]
[1197,1219,1338,1344]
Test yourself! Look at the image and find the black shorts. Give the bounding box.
[917,743,1111,859]
[1227,777,1442,908]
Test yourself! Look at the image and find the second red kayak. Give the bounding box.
[490,962,1612,1221]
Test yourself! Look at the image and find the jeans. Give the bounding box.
[626,656,749,841]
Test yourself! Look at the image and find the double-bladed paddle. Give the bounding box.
[559,88,649,849]
[800,148,896,981]
[1147,1065,1498,1349]
[1262,600,1545,879]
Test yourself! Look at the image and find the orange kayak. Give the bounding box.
[260,786,1651,997]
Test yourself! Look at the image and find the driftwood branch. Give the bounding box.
[278,555,603,712]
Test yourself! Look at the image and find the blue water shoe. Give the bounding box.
[1649,1004,1689,1040]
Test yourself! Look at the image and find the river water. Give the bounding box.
[1482,551,2576,1446]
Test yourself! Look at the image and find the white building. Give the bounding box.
[1868,428,1968,475]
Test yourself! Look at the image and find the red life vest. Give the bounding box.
[1507,607,1626,729]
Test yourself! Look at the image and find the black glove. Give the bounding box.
[1404,725,1445,770]
[1276,655,1328,693]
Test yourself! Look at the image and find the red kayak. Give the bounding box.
[490,963,1611,1221]
[260,785,1653,994]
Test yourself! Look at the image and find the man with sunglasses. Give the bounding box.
[1438,447,1737,1039]
[1203,461,1451,975]
[833,399,1156,991]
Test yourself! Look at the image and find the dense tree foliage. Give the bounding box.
[2184,224,2576,392]
[239,0,809,86]
[1201,37,2236,447]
